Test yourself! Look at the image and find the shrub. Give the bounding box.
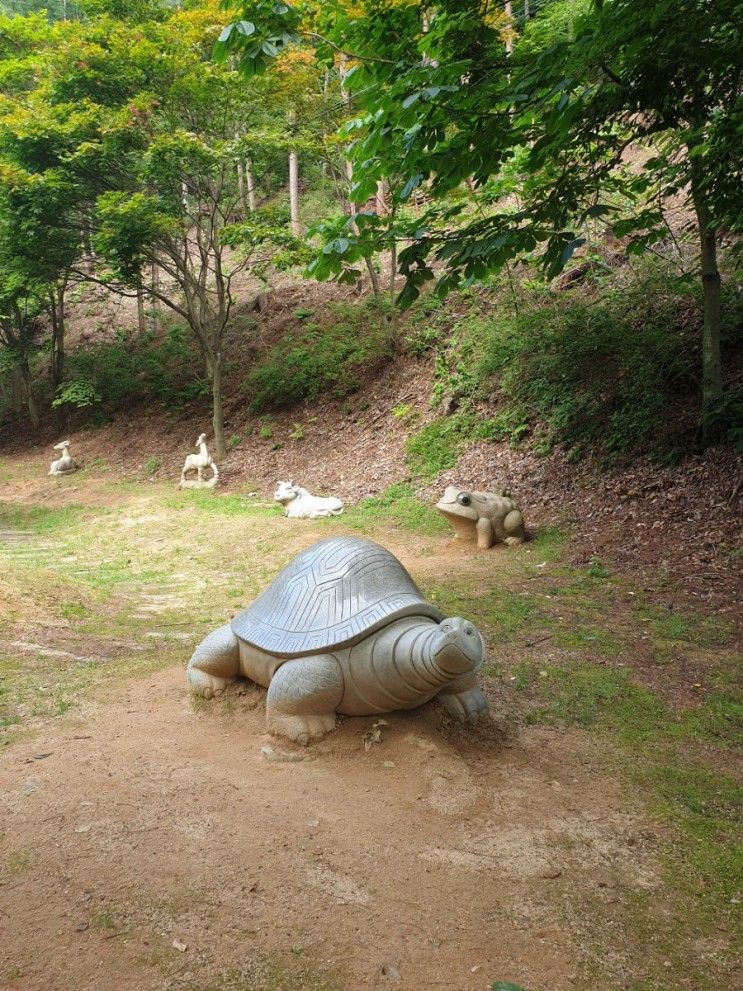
[54,325,206,415]
[428,262,743,463]
[244,301,393,412]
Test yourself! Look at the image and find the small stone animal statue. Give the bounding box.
[48,440,78,476]
[436,486,526,548]
[180,433,219,488]
[273,480,343,519]
[187,536,488,743]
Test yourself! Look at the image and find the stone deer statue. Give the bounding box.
[48,440,78,476]
[180,433,219,487]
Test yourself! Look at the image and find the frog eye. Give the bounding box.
[457,492,472,506]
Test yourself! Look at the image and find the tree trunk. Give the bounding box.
[375,180,388,216]
[50,286,66,431]
[344,159,380,295]
[237,163,246,217]
[137,289,146,336]
[690,159,723,413]
[246,160,256,212]
[11,366,22,413]
[56,287,66,388]
[389,207,398,341]
[20,357,39,429]
[150,261,159,333]
[289,149,301,237]
[505,1,514,53]
[211,353,227,460]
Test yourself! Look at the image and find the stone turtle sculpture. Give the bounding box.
[187,536,488,743]
[436,486,526,549]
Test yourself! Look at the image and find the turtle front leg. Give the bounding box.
[266,655,343,745]
[187,622,240,699]
[437,671,489,722]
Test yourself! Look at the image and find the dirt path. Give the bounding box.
[1,665,656,991]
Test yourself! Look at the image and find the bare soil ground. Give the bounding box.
[2,672,647,991]
[0,463,740,991]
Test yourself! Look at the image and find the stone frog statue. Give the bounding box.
[187,536,489,743]
[436,486,526,549]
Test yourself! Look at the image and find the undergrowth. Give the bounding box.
[406,261,743,475]
[244,299,394,412]
[53,325,206,416]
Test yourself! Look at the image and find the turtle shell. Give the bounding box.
[231,536,443,657]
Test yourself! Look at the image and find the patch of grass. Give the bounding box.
[342,483,448,536]
[143,456,161,474]
[0,502,87,535]
[165,491,280,517]
[60,602,91,620]
[7,850,30,873]
[553,624,622,655]
[90,906,118,931]
[527,524,568,562]
[636,603,737,650]
[512,659,743,929]
[421,579,544,650]
[405,412,497,479]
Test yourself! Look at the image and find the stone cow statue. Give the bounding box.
[273,481,343,519]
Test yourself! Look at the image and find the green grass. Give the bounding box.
[342,482,449,535]
[511,660,742,927]
[0,472,739,991]
[0,502,88,534]
[164,491,280,516]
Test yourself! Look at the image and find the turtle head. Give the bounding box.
[432,617,484,676]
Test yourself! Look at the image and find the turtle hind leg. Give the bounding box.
[187,622,240,699]
[266,655,343,745]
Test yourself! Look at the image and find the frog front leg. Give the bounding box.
[476,517,495,549]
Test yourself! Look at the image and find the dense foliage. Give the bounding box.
[224,0,742,420]
[0,0,740,464]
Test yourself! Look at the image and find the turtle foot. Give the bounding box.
[266,711,336,745]
[188,669,230,699]
[438,686,489,722]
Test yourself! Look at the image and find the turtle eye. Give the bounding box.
[457,493,472,507]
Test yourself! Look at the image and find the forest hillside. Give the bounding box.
[0,4,741,989]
